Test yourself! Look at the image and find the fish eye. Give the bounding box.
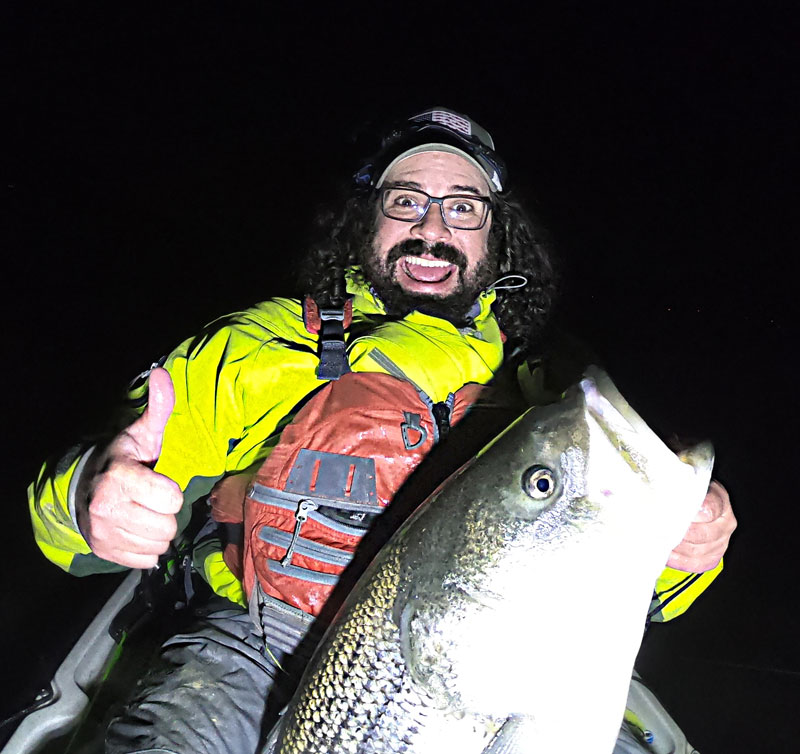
[521,466,557,500]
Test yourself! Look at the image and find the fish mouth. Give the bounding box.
[580,367,650,438]
[399,255,458,284]
[579,366,715,478]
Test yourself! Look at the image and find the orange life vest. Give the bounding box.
[242,370,487,615]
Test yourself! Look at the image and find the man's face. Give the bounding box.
[362,151,496,320]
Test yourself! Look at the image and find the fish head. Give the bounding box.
[398,367,714,736]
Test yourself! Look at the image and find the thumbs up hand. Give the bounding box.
[76,368,184,568]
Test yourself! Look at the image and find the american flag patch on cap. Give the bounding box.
[418,109,473,137]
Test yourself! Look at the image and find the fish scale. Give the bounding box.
[278,547,428,753]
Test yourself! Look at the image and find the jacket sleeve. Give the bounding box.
[28,445,123,574]
[27,321,256,576]
[648,559,724,622]
[27,374,150,575]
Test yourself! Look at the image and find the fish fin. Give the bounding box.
[482,715,537,754]
[260,717,283,754]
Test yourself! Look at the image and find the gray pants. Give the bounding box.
[105,601,299,754]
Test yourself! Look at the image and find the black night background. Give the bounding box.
[2,5,797,752]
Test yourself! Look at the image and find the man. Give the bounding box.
[29,107,736,753]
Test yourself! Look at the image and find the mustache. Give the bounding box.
[386,240,467,272]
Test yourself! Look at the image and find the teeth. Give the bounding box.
[405,257,451,268]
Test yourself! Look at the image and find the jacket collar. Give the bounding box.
[344,267,497,325]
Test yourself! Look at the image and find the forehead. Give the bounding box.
[382,151,490,195]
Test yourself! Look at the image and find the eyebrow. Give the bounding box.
[388,180,489,198]
[450,183,487,196]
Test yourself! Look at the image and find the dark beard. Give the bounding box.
[359,239,498,326]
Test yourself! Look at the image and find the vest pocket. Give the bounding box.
[258,526,355,568]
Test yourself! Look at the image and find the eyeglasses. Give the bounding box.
[379,186,492,230]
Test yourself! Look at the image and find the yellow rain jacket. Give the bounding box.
[28,275,722,618]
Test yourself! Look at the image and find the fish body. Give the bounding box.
[272,369,714,754]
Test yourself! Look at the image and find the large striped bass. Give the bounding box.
[267,368,714,754]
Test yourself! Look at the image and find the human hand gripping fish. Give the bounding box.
[667,479,736,572]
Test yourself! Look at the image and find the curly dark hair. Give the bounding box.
[299,189,559,356]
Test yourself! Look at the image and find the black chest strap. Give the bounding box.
[303,297,353,381]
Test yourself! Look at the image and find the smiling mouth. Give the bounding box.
[400,255,457,284]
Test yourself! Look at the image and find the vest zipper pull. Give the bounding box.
[280,499,318,567]
[432,401,451,441]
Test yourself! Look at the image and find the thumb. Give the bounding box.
[126,367,175,463]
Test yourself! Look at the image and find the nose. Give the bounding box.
[410,202,452,243]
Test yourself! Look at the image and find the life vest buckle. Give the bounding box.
[303,297,354,381]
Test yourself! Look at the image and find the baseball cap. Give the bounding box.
[354,107,507,193]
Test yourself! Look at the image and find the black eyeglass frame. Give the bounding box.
[378,185,493,231]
